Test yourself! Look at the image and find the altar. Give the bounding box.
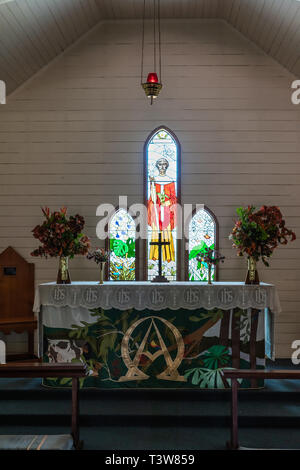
[33,282,280,390]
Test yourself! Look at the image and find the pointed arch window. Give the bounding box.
[108,208,137,281]
[144,127,181,281]
[187,207,219,282]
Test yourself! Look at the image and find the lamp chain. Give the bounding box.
[141,0,146,84]
[154,0,156,74]
[158,0,161,83]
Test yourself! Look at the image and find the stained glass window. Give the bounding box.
[146,128,179,281]
[188,208,217,282]
[109,209,136,281]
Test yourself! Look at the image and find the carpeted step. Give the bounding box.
[0,434,74,450]
[0,425,299,450]
[1,379,300,399]
[1,363,299,430]
[0,394,300,428]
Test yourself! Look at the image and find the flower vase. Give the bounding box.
[99,262,106,285]
[57,256,71,284]
[207,264,212,285]
[245,256,259,285]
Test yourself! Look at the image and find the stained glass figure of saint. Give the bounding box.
[146,129,178,281]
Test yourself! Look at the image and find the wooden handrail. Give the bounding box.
[223,369,300,381]
[224,368,300,450]
[0,362,87,378]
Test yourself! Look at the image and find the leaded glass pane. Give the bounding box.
[109,209,136,281]
[146,129,178,281]
[188,209,216,281]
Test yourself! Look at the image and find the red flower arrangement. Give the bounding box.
[31,207,90,258]
[230,205,296,266]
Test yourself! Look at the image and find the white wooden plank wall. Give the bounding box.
[0,19,299,357]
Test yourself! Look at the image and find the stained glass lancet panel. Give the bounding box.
[146,129,178,281]
[109,209,136,281]
[188,208,216,281]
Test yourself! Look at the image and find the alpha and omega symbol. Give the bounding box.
[119,316,186,383]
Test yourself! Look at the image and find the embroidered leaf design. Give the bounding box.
[189,315,201,322]
[200,345,230,369]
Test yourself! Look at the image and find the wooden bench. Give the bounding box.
[223,369,300,450]
[0,362,87,450]
[0,247,37,360]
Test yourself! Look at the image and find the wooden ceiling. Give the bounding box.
[222,0,300,79]
[0,0,103,94]
[95,0,221,18]
[0,0,299,96]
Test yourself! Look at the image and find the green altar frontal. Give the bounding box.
[34,282,279,390]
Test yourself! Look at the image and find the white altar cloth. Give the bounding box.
[35,282,279,386]
[33,281,281,315]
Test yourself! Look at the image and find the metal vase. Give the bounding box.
[245,256,260,285]
[99,262,106,285]
[207,264,212,285]
[57,256,71,284]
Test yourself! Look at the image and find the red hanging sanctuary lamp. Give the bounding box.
[141,0,162,105]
